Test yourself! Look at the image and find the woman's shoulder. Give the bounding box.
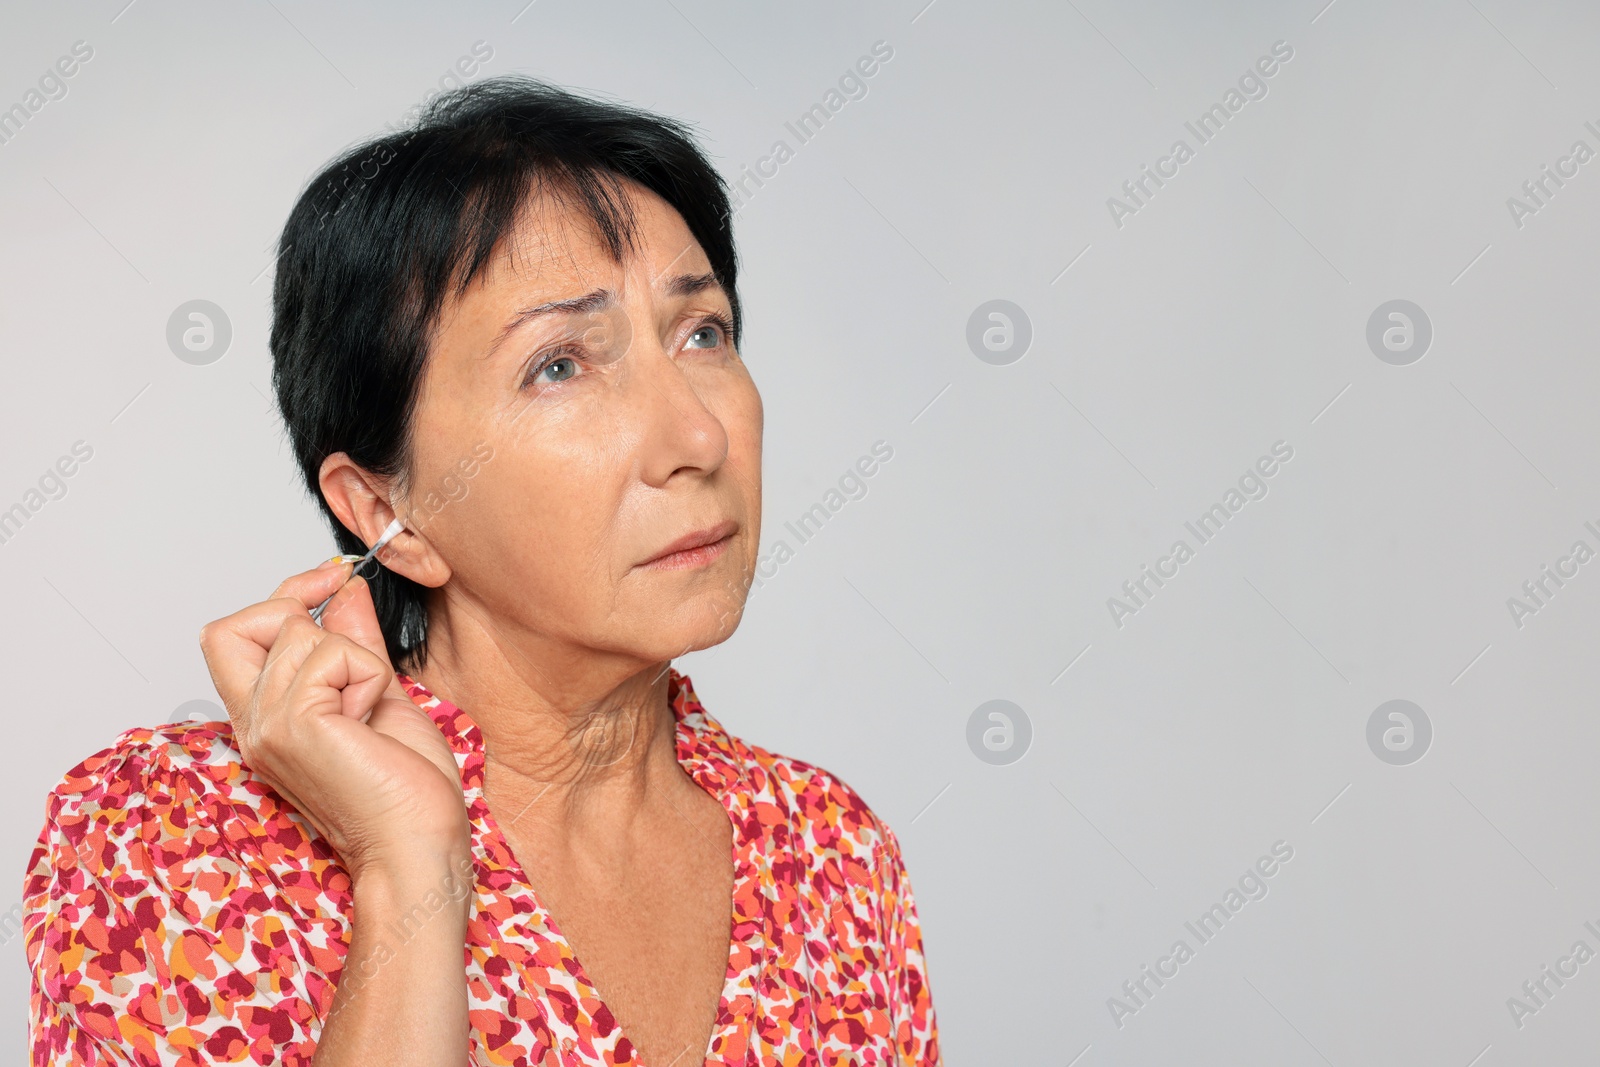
[25,716,336,1067]
[737,737,910,881]
[24,716,343,1060]
[30,714,279,847]
[46,712,241,787]
[24,713,337,933]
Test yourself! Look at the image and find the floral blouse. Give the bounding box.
[23,668,939,1066]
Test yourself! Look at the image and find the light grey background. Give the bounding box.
[3,0,1597,1063]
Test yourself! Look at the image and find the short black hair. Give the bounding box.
[270,74,741,672]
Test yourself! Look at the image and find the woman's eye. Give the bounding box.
[686,324,722,350]
[527,355,578,387]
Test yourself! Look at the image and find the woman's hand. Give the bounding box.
[200,558,474,1064]
[198,558,470,879]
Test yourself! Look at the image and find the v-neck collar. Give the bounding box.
[393,667,776,1067]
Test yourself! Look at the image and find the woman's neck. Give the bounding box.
[400,603,684,852]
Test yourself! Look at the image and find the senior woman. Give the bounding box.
[23,76,939,1067]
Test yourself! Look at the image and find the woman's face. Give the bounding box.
[360,178,762,672]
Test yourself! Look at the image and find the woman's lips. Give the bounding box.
[638,520,738,570]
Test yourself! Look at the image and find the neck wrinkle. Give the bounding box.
[407,659,687,848]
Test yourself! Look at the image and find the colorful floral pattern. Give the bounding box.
[23,668,940,1066]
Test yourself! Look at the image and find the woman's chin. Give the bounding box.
[617,600,746,660]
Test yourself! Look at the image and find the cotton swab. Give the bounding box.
[309,517,405,625]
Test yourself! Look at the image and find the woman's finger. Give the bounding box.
[270,556,357,605]
[254,617,390,733]
[288,626,393,724]
[318,574,417,707]
[199,561,352,710]
[318,574,397,664]
[251,615,334,730]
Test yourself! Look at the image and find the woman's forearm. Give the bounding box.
[312,852,474,1066]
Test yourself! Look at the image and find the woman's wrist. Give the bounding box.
[313,847,474,1065]
[349,845,477,913]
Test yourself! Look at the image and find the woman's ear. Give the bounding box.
[373,522,452,590]
[317,451,451,588]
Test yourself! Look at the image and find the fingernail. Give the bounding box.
[318,555,350,571]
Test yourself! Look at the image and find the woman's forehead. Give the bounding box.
[486,181,706,290]
[431,192,719,350]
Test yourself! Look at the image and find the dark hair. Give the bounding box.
[270,75,741,672]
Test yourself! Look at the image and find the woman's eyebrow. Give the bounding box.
[485,272,724,360]
[665,270,721,298]
[486,288,613,359]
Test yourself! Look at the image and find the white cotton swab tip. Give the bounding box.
[372,516,405,554]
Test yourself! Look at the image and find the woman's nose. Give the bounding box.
[629,329,730,487]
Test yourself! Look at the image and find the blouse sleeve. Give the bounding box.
[22,726,326,1067]
[875,821,940,1067]
[26,731,160,1064]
